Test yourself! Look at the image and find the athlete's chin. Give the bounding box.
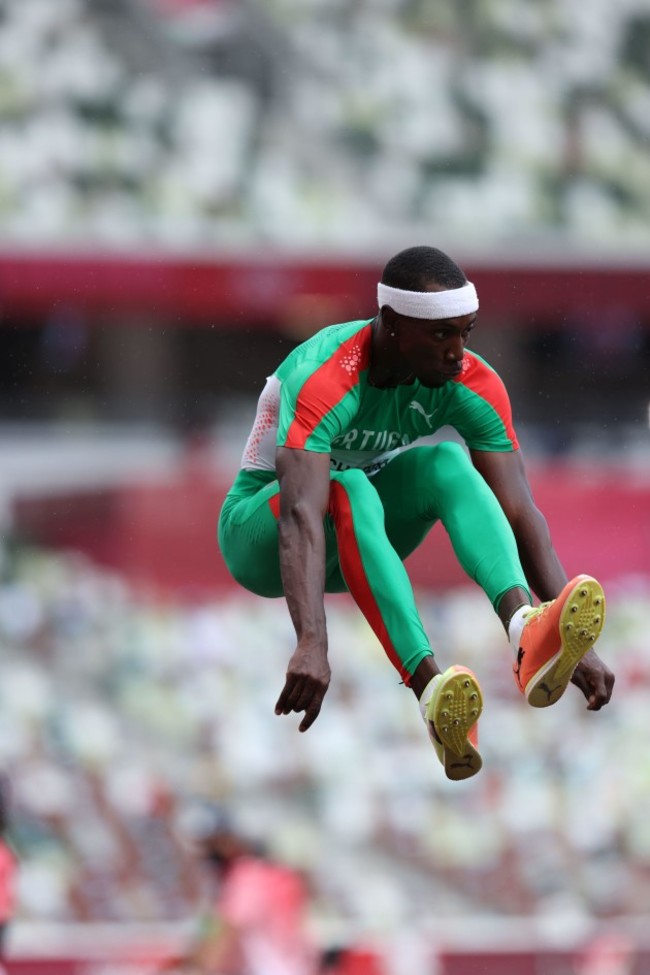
[417,373,452,388]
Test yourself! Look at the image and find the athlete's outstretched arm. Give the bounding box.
[274,446,333,731]
[470,447,614,709]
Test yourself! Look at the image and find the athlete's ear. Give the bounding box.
[381,306,399,336]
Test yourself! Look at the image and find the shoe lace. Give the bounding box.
[524,600,553,624]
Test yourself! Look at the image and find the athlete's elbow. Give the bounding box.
[510,503,551,543]
[279,497,325,536]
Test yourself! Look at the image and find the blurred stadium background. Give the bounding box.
[0,0,649,972]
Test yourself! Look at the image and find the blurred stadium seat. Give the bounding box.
[0,547,647,924]
[0,0,648,248]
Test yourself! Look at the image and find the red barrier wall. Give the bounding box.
[2,251,649,324]
[6,946,650,975]
[13,462,650,598]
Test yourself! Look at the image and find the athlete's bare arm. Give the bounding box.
[274,446,332,731]
[471,447,615,710]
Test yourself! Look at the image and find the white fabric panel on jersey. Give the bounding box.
[241,374,408,476]
[241,375,281,471]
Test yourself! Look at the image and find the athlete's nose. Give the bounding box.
[446,335,465,361]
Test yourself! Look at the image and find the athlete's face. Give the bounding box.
[392,311,477,388]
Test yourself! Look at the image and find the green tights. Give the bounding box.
[218,443,530,684]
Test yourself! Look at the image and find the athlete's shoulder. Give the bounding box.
[454,350,510,394]
[458,349,503,378]
[275,318,373,381]
[449,350,518,449]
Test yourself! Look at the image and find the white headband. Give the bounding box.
[377,281,479,319]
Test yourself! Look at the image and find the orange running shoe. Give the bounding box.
[514,575,606,707]
[425,666,483,780]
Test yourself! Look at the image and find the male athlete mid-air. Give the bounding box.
[218,246,614,780]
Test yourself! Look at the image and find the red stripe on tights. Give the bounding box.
[268,493,281,518]
[329,481,409,683]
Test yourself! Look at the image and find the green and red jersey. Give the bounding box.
[241,319,518,476]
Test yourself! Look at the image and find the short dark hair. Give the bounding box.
[381,246,467,291]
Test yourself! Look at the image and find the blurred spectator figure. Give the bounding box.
[574,932,635,975]
[168,802,318,975]
[0,776,17,962]
[319,947,386,975]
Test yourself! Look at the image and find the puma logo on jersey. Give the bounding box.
[409,401,435,428]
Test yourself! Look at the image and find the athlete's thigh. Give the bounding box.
[322,467,383,594]
[370,447,440,560]
[218,479,286,596]
[220,476,343,597]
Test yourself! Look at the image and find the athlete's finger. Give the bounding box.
[275,675,305,714]
[572,658,613,709]
[297,675,326,708]
[587,680,612,710]
[299,697,324,732]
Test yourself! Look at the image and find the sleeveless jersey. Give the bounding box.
[241,319,518,476]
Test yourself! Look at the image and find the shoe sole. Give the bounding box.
[426,669,483,780]
[525,577,606,708]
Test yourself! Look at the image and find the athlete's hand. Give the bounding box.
[275,642,331,732]
[571,648,615,710]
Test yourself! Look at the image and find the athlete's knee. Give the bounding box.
[430,440,470,466]
[220,534,284,597]
[227,558,283,598]
[426,441,476,490]
[404,443,478,513]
